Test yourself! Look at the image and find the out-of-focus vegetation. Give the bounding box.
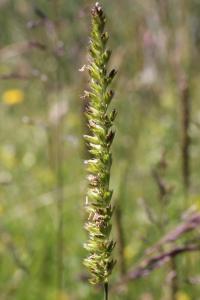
[0,0,200,299]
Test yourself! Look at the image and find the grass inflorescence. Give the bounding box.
[82,2,117,287]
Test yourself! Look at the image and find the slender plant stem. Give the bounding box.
[104,282,109,300]
[55,61,64,294]
[179,74,190,195]
[51,1,66,293]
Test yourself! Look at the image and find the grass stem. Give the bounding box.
[104,282,109,300]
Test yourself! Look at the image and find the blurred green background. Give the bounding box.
[0,0,200,299]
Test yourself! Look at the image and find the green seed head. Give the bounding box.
[83,2,116,285]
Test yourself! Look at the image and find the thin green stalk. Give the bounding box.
[55,59,65,297]
[104,282,108,300]
[46,3,65,292]
[179,74,190,195]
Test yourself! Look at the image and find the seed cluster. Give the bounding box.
[83,2,117,285]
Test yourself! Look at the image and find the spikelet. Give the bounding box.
[82,2,117,285]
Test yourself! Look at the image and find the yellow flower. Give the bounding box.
[2,89,24,105]
[176,291,190,300]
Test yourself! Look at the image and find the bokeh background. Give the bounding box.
[0,0,200,299]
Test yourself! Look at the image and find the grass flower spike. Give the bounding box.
[83,2,117,287]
